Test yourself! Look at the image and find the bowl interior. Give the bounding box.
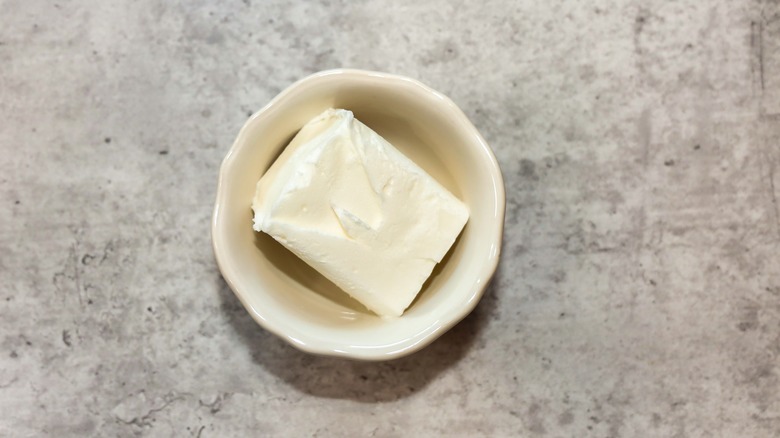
[214,71,502,358]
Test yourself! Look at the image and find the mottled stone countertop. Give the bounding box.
[2,1,780,436]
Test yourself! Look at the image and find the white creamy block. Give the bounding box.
[252,109,469,317]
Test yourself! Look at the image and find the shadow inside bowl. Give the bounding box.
[216,262,500,402]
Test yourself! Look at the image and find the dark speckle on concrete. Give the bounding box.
[633,11,648,56]
[549,270,566,283]
[159,150,169,155]
[419,39,460,66]
[519,159,538,181]
[511,244,527,257]
[737,306,759,332]
[205,29,224,45]
[525,403,546,434]
[738,321,757,332]
[558,410,574,426]
[104,137,111,144]
[62,330,72,347]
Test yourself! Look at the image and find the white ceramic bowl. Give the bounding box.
[212,69,504,360]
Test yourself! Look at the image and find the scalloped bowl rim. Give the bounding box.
[212,69,505,360]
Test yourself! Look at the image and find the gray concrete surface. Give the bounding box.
[2,0,780,436]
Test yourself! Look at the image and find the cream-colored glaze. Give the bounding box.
[252,109,469,317]
[212,69,505,360]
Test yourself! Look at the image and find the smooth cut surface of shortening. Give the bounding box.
[252,109,469,317]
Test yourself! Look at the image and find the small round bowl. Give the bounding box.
[212,69,505,360]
